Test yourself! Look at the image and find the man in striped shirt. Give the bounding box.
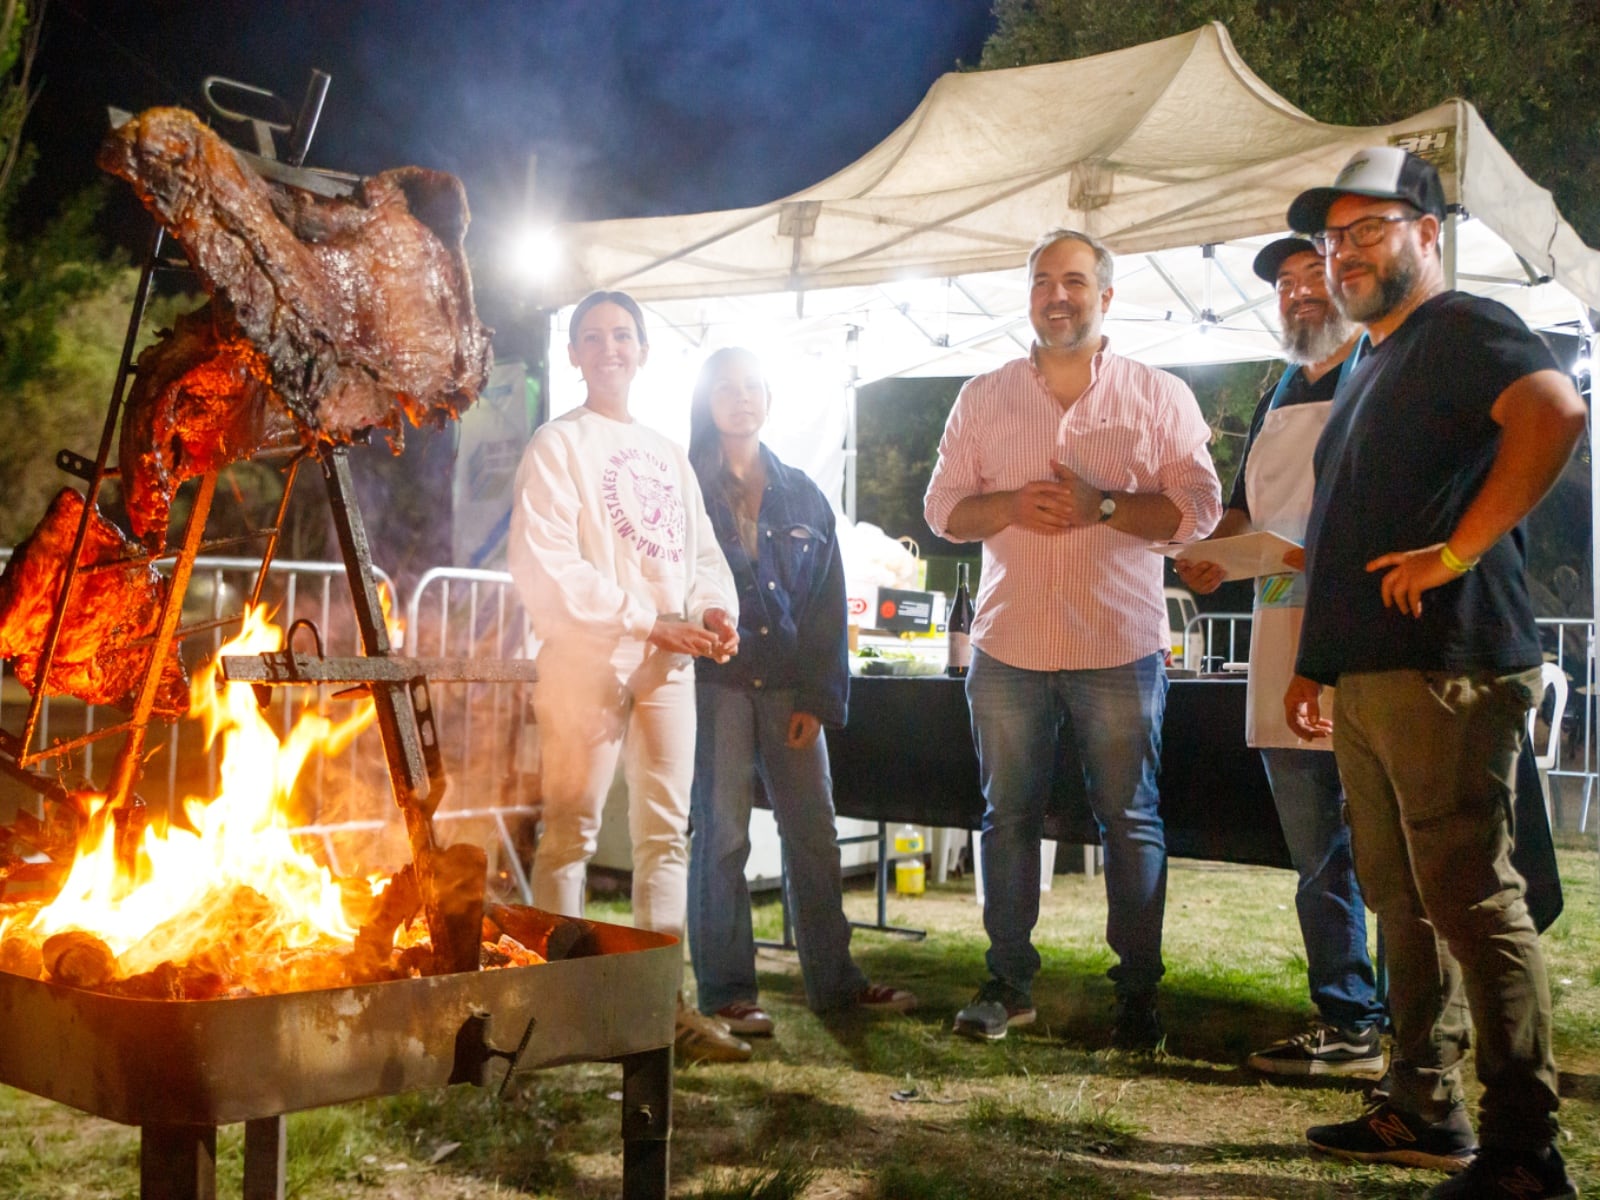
[924,228,1222,1048]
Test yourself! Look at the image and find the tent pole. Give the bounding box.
[1587,324,1598,752]
[845,325,860,521]
[1443,210,1458,290]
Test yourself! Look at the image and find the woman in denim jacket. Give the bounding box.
[686,347,915,1038]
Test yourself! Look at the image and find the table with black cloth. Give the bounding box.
[829,674,1561,930]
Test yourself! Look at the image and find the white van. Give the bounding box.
[1164,586,1201,669]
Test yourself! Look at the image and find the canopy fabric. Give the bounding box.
[553,22,1600,317]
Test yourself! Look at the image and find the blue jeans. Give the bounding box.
[688,683,868,1014]
[1259,747,1383,1031]
[966,647,1168,999]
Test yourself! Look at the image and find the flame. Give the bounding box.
[377,579,404,650]
[31,607,380,980]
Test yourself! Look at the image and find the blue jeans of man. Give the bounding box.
[1259,747,1383,1031]
[966,647,1168,999]
[688,683,868,1015]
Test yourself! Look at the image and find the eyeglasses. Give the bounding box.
[1311,213,1421,254]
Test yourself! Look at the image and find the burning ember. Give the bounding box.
[0,608,549,998]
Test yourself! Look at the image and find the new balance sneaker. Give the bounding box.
[1307,1100,1476,1171]
[856,983,918,1012]
[1110,992,1164,1052]
[1247,1021,1386,1078]
[953,978,1036,1041]
[1426,1145,1577,1199]
[714,1000,774,1037]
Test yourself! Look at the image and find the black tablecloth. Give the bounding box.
[828,675,1561,928]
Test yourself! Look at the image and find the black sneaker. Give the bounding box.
[952,978,1036,1042]
[1110,992,1163,1051]
[1307,1101,1476,1171]
[1425,1145,1578,1199]
[1247,1021,1386,1078]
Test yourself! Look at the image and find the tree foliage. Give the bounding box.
[0,1,143,545]
[982,0,1600,245]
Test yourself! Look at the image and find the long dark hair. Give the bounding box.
[568,290,648,347]
[688,346,766,479]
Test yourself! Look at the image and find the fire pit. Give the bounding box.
[0,71,682,1199]
[0,917,677,1200]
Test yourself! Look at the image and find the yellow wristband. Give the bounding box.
[1439,543,1477,574]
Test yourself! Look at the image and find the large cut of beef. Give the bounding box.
[118,301,299,541]
[98,107,493,544]
[0,489,189,719]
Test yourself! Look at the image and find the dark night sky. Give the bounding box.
[24,0,996,253]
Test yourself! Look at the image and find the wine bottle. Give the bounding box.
[945,562,973,677]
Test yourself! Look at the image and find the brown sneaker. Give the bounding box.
[857,983,918,1012]
[675,1005,753,1064]
[715,1000,775,1036]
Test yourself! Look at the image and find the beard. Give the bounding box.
[1335,240,1421,325]
[1033,310,1097,352]
[1281,301,1355,364]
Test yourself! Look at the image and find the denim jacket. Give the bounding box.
[694,444,849,727]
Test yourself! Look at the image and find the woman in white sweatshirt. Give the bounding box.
[508,290,747,1060]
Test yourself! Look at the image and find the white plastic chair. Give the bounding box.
[1527,661,1568,826]
[971,830,1058,904]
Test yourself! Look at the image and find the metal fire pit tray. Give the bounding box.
[0,916,679,1199]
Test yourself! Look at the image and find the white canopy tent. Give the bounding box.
[538,21,1598,593]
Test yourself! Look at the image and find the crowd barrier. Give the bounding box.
[2,554,1594,899]
[0,555,540,903]
[1181,611,1599,831]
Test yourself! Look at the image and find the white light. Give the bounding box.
[505,226,563,289]
[1573,356,1593,377]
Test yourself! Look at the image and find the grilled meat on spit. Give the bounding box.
[98,106,493,546]
[0,488,188,717]
[117,301,298,543]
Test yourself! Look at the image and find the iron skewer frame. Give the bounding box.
[0,69,675,1200]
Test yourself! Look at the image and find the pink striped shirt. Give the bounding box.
[924,345,1221,671]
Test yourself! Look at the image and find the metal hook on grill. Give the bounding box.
[284,618,327,659]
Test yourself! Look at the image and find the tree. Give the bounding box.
[0,0,134,542]
[982,0,1600,245]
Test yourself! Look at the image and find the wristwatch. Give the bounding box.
[1097,492,1117,523]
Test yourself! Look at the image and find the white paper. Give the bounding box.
[1153,531,1302,581]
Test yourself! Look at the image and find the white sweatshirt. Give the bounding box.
[509,406,737,677]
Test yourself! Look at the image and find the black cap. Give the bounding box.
[1287,146,1447,235]
[1252,237,1320,284]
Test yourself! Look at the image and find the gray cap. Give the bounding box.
[1288,146,1447,234]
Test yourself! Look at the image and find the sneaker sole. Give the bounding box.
[1247,1053,1387,1079]
[952,1009,1036,1042]
[1306,1140,1474,1173]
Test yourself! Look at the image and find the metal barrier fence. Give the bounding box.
[4,552,1594,887]
[0,555,539,902]
[1180,610,1600,830]
[402,567,538,902]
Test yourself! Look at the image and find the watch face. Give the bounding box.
[1099,495,1116,519]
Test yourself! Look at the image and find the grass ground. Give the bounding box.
[1,842,1596,1199]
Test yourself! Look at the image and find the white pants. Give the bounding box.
[530,643,697,941]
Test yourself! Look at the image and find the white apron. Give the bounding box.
[1243,364,1340,749]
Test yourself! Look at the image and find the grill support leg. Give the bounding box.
[244,1115,287,1199]
[619,1046,671,1200]
[140,1124,217,1200]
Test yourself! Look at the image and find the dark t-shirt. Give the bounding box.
[1227,364,1343,518]
[1295,291,1557,685]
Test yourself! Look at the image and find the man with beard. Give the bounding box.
[924,228,1221,1048]
[1175,237,1385,1079]
[1284,148,1582,1197]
